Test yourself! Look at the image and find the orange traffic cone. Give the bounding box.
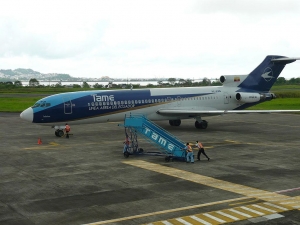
[38,137,42,145]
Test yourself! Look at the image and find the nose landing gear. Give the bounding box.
[55,129,64,137]
[53,125,66,137]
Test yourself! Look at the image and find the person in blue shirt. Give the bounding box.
[184,142,194,163]
[123,137,130,153]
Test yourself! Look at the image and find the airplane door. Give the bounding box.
[62,97,72,114]
[224,93,229,104]
[176,96,181,106]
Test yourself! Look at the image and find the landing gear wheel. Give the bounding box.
[201,120,208,129]
[138,148,144,153]
[169,120,181,126]
[174,120,181,126]
[124,151,130,158]
[195,120,208,129]
[165,156,171,162]
[55,129,64,137]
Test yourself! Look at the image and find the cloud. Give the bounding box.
[193,0,300,15]
[0,0,300,79]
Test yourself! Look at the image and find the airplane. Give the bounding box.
[20,55,300,137]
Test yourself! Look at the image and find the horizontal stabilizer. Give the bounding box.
[271,57,300,63]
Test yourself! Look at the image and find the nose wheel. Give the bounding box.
[55,129,65,137]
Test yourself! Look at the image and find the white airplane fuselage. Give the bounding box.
[20,55,300,135]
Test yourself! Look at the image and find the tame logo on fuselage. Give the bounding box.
[144,127,175,152]
[91,94,114,102]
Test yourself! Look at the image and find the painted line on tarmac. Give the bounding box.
[222,119,300,128]
[146,201,292,225]
[23,142,100,150]
[123,160,300,210]
[229,198,260,206]
[82,196,250,225]
[189,139,298,150]
[275,187,300,194]
[220,139,299,149]
[84,161,300,225]
[189,140,244,150]
[23,142,64,150]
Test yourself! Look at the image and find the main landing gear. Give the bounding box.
[195,120,208,129]
[169,119,181,126]
[169,119,208,129]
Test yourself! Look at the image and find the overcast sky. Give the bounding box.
[1,0,300,79]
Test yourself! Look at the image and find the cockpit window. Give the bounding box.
[32,101,51,108]
[32,103,40,108]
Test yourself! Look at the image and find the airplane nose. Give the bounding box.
[20,107,33,122]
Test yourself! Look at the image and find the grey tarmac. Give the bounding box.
[0,112,300,225]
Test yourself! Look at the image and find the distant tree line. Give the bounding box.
[274,77,300,85]
[1,77,300,89]
[163,77,221,87]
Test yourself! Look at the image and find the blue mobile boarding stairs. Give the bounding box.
[119,114,187,162]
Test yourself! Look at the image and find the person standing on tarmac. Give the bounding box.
[123,136,130,153]
[65,123,71,138]
[184,143,194,163]
[196,141,210,161]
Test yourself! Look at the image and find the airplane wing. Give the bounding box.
[157,109,300,117]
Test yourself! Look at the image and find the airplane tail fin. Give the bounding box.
[238,55,300,92]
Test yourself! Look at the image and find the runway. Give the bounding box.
[0,112,300,225]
